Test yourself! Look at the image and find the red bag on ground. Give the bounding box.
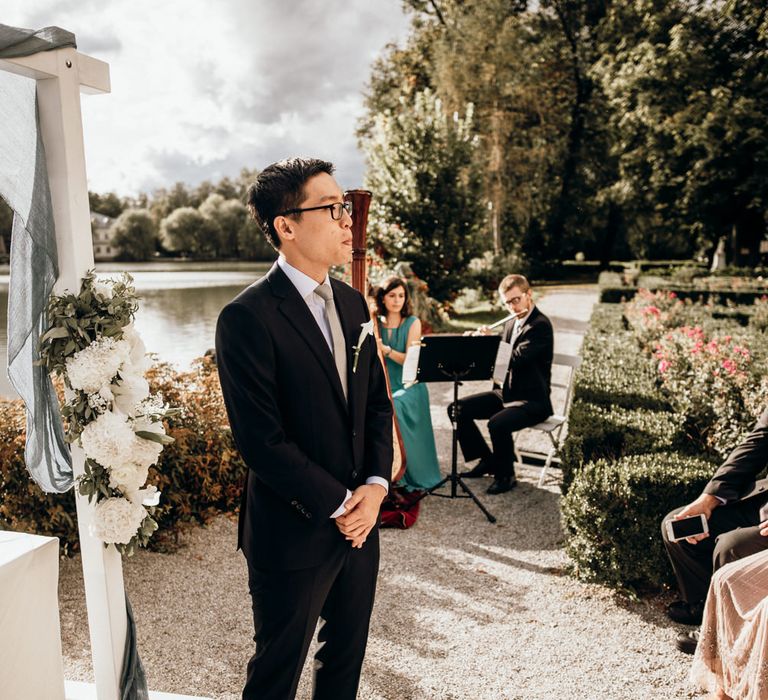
[380,487,422,529]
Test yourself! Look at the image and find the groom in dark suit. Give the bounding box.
[216,158,393,700]
[450,274,554,494]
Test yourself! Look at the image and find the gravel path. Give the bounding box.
[59,285,706,699]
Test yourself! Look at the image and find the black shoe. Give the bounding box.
[462,458,494,478]
[676,630,699,655]
[486,476,517,495]
[666,600,704,626]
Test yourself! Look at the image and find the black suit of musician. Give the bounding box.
[451,274,554,495]
[661,406,768,632]
[216,159,392,700]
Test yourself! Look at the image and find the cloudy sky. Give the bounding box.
[3,1,411,196]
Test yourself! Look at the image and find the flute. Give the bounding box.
[485,309,528,330]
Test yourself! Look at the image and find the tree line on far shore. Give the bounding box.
[88,168,276,262]
[0,168,276,264]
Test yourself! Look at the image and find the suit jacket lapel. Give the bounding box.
[268,265,348,411]
[513,306,540,347]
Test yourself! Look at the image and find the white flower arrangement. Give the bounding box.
[40,271,176,555]
[352,319,375,373]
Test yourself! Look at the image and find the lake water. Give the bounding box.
[0,263,272,398]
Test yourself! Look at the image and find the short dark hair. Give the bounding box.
[245,157,334,250]
[499,273,530,294]
[374,276,412,319]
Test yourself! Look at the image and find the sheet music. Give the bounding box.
[492,340,512,385]
[402,343,421,385]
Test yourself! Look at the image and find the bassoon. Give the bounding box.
[346,189,406,482]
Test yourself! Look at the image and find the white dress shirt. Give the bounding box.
[277,256,388,518]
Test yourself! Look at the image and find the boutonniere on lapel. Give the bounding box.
[352,320,375,373]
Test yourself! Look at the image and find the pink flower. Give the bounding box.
[643,306,661,317]
[722,359,737,375]
[658,360,670,374]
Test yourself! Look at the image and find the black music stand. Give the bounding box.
[408,334,501,523]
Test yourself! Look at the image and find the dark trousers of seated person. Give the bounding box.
[661,494,768,605]
[449,390,550,478]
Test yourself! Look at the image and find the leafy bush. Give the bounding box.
[560,401,686,493]
[653,327,768,458]
[562,452,716,593]
[574,330,667,411]
[0,358,246,554]
[0,400,79,554]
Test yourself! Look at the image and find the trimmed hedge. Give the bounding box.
[560,401,686,492]
[0,358,246,554]
[560,301,723,592]
[562,453,716,593]
[600,286,768,305]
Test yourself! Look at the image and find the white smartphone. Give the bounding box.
[666,513,709,542]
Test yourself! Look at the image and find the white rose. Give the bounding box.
[93,281,114,300]
[112,371,150,416]
[122,324,150,373]
[128,432,164,471]
[79,410,136,470]
[90,497,147,544]
[66,337,130,393]
[125,484,160,507]
[108,462,149,494]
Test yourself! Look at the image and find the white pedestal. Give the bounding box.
[0,530,66,700]
[65,680,212,700]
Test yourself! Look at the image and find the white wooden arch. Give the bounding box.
[0,43,207,700]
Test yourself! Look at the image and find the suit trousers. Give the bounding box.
[449,390,550,479]
[243,536,380,700]
[661,494,768,604]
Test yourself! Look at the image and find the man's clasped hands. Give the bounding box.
[336,483,388,549]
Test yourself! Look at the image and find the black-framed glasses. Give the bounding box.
[277,200,353,221]
[502,293,526,306]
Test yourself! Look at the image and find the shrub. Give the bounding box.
[653,327,767,457]
[749,296,768,333]
[0,358,246,554]
[561,452,716,593]
[144,358,246,547]
[560,401,687,493]
[574,330,668,411]
[0,400,79,554]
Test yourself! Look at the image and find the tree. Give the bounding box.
[160,207,218,258]
[199,194,250,257]
[238,216,276,261]
[110,209,158,262]
[88,191,125,218]
[363,88,486,301]
[596,0,768,263]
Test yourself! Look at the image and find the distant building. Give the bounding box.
[91,211,117,261]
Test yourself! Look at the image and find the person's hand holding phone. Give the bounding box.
[759,504,768,537]
[674,493,721,544]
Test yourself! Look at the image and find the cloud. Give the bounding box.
[2,0,411,196]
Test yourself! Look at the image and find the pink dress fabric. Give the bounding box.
[690,549,768,699]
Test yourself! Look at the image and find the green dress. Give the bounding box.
[381,316,442,491]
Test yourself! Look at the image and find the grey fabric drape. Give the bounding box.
[0,24,75,493]
[0,24,148,700]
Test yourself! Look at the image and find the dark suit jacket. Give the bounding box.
[704,406,768,505]
[215,263,393,570]
[500,305,554,413]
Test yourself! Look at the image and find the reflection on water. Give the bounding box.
[0,269,265,398]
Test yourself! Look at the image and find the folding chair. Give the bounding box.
[511,352,582,486]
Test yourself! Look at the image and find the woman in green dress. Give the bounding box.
[374,277,441,491]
